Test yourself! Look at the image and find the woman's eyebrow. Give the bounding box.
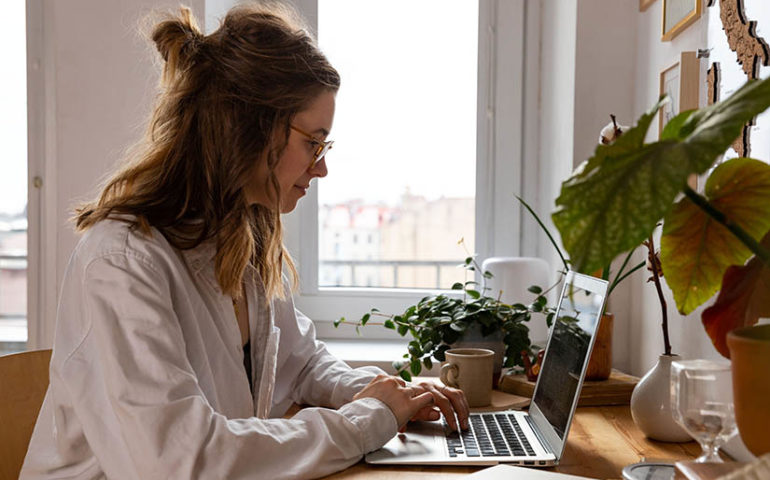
[313,128,330,137]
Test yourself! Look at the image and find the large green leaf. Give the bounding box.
[661,158,770,314]
[553,77,770,274]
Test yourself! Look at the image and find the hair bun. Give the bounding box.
[151,7,203,78]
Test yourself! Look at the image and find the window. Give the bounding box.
[284,0,527,338]
[316,0,478,291]
[0,0,28,355]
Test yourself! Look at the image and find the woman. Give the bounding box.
[21,4,468,479]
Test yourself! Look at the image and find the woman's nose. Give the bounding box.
[309,157,328,178]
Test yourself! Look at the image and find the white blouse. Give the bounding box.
[20,218,397,480]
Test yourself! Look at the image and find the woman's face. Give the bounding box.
[245,90,335,213]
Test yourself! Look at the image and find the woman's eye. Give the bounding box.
[308,140,320,149]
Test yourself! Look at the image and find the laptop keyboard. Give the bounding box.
[444,413,537,458]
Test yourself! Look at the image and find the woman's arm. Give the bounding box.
[272,304,385,410]
[63,251,397,480]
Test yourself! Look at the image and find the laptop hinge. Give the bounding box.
[525,415,555,455]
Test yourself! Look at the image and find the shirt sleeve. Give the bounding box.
[271,294,389,409]
[63,251,397,480]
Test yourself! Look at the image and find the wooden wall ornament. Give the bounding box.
[707,62,720,105]
[718,0,770,79]
[709,0,769,157]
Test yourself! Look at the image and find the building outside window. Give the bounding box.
[0,0,28,355]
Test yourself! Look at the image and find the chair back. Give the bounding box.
[0,349,52,480]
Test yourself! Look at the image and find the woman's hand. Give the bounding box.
[409,381,470,431]
[353,376,470,432]
[353,374,435,430]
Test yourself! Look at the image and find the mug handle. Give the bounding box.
[440,363,459,388]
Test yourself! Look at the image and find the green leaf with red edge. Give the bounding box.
[701,231,770,357]
[661,158,770,314]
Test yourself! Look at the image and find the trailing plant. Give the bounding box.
[334,248,557,381]
[551,77,770,357]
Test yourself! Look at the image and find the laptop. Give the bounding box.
[366,270,609,467]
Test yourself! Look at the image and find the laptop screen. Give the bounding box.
[529,271,607,454]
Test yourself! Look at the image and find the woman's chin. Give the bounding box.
[279,198,301,214]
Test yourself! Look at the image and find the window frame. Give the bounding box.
[284,0,531,340]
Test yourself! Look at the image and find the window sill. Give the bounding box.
[322,338,439,376]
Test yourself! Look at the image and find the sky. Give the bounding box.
[0,0,27,216]
[0,0,478,216]
[317,0,478,207]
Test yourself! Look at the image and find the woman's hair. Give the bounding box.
[75,3,340,301]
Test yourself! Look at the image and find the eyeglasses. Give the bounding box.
[290,125,333,168]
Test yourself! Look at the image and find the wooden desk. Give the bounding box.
[321,405,702,479]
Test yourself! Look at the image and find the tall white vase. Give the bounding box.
[630,354,691,442]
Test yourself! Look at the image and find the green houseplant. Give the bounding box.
[335,252,556,381]
[550,77,770,357]
[550,78,770,444]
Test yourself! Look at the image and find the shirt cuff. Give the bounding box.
[337,397,398,454]
[329,365,387,407]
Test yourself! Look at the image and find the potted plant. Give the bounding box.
[516,191,646,381]
[335,250,556,383]
[550,77,770,448]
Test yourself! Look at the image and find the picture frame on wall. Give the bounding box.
[640,0,656,12]
[659,51,699,133]
[661,0,702,41]
[660,51,700,187]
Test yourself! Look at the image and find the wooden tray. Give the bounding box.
[497,369,639,406]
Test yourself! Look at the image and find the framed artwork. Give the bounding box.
[659,51,699,135]
[660,51,700,188]
[661,0,702,41]
[640,0,656,12]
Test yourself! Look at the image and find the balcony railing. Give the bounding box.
[320,259,460,289]
[0,252,27,270]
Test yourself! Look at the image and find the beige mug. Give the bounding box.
[439,348,495,407]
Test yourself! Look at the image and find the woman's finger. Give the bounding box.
[418,382,459,430]
[441,385,470,430]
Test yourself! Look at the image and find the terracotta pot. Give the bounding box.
[630,354,691,442]
[585,312,613,381]
[727,324,770,457]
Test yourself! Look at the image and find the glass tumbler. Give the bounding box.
[670,359,737,463]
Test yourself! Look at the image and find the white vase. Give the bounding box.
[630,354,691,442]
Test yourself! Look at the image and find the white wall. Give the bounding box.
[627,1,722,376]
[534,0,576,269]
[537,0,734,376]
[535,0,639,373]
[27,0,206,347]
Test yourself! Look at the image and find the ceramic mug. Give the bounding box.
[439,348,494,407]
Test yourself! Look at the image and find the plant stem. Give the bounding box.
[541,271,567,297]
[614,249,634,281]
[646,234,672,356]
[683,186,770,266]
[516,195,570,271]
[608,260,646,296]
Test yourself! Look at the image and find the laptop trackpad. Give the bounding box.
[366,421,445,464]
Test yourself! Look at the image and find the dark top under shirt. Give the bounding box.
[243,340,253,393]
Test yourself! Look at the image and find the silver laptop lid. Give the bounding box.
[527,271,608,460]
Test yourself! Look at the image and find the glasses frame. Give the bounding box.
[290,125,333,168]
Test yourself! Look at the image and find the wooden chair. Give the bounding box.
[0,349,52,480]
